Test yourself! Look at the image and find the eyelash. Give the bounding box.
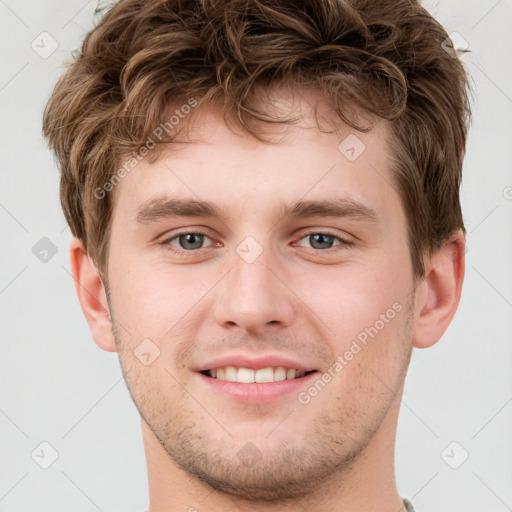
[160,229,354,254]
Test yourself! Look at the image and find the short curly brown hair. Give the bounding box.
[43,0,472,281]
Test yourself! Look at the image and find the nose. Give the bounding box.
[213,245,296,335]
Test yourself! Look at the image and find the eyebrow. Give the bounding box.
[135,195,379,225]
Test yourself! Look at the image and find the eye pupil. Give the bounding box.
[310,233,334,249]
[179,233,203,250]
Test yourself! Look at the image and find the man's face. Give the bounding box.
[105,91,417,500]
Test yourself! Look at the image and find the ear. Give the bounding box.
[412,230,466,349]
[69,238,117,352]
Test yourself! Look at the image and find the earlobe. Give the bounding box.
[69,238,117,352]
[412,231,466,349]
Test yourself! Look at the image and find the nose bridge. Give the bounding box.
[213,236,295,333]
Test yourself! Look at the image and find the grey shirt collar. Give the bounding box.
[403,498,416,511]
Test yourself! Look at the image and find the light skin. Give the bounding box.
[69,88,465,512]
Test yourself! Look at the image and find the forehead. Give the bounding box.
[111,90,400,227]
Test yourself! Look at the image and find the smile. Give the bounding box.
[201,366,317,383]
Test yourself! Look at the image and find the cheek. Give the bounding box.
[108,252,218,338]
[108,236,411,351]
[301,261,406,335]
[300,257,412,381]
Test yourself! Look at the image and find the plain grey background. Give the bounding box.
[1,1,511,511]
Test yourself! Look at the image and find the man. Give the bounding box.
[43,0,471,510]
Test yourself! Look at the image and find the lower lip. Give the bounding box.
[196,371,318,403]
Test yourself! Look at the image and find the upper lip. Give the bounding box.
[194,354,317,372]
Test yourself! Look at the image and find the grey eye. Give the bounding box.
[176,233,206,250]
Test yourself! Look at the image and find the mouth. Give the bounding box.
[200,366,318,383]
[194,355,321,402]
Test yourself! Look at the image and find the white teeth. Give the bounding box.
[225,366,237,381]
[274,367,287,381]
[255,367,274,383]
[238,367,255,383]
[206,366,311,383]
